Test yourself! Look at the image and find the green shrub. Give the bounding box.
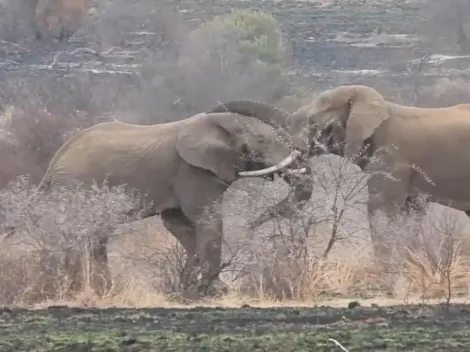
[204,10,288,67]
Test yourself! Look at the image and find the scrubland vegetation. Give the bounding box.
[2,1,470,350]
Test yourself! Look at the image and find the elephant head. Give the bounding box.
[208,100,308,176]
[289,85,391,166]
[207,100,313,228]
[177,110,303,185]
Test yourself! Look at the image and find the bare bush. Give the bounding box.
[0,74,130,116]
[215,155,371,300]
[418,77,470,107]
[0,105,106,187]
[401,208,470,304]
[0,0,38,42]
[77,0,185,50]
[420,0,470,54]
[0,176,141,304]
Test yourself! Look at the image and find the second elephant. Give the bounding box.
[253,84,470,260]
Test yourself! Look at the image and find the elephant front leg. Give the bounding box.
[248,166,313,230]
[366,167,411,266]
[90,236,112,297]
[194,212,227,296]
[367,198,395,262]
[161,208,198,290]
[174,163,229,296]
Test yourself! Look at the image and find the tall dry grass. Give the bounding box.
[3,228,470,308]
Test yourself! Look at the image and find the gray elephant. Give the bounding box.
[25,103,306,296]
[251,84,470,260]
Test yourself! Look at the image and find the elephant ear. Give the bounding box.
[176,114,244,184]
[345,86,390,158]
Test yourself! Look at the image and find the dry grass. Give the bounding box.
[3,224,470,309]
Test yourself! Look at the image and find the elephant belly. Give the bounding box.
[48,164,180,214]
[433,197,470,212]
[411,182,470,212]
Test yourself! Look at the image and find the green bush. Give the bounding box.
[204,10,288,67]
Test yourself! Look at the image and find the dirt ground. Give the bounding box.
[2,302,470,351]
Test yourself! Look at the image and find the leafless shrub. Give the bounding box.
[401,208,470,306]
[419,77,470,107]
[0,104,106,187]
[397,51,470,107]
[420,0,470,54]
[0,176,142,304]
[0,0,38,42]
[218,155,370,300]
[76,0,185,50]
[0,74,131,116]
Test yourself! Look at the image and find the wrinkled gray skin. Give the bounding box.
[253,84,470,260]
[208,101,313,230]
[15,106,304,296]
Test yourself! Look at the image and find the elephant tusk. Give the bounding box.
[238,150,302,177]
[285,168,307,175]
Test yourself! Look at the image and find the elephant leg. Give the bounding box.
[367,198,391,260]
[160,208,198,289]
[366,168,411,266]
[174,164,228,296]
[34,2,51,41]
[89,236,112,296]
[193,209,225,295]
[248,167,313,230]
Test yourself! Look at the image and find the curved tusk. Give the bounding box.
[285,168,307,176]
[238,150,302,177]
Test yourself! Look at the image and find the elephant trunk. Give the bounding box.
[208,100,291,131]
[248,162,313,230]
[238,150,302,177]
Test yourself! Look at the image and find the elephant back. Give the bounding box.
[208,100,290,128]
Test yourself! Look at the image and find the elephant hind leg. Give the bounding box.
[89,236,112,296]
[161,208,197,289]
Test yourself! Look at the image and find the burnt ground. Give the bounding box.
[2,303,470,351]
[2,0,470,103]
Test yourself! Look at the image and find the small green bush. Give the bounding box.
[204,10,288,67]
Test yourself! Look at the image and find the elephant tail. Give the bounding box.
[208,100,291,130]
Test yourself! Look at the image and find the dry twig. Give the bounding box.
[328,338,350,352]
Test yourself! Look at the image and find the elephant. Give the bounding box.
[34,0,91,41]
[19,103,306,296]
[207,100,314,230]
[250,84,470,260]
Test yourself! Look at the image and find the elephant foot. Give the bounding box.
[197,277,228,297]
